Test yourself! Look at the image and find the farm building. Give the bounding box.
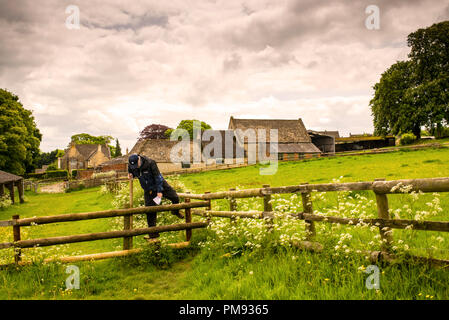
[201,130,246,164]
[58,143,111,171]
[228,116,321,161]
[0,170,24,204]
[308,130,336,154]
[335,136,396,152]
[317,130,340,139]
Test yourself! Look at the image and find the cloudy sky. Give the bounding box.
[1,0,448,152]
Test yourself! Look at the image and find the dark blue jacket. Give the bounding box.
[128,156,165,193]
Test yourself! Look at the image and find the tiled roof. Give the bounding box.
[0,170,22,184]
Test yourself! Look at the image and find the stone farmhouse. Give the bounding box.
[228,116,322,160]
[58,143,111,171]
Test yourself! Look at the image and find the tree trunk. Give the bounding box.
[413,124,421,140]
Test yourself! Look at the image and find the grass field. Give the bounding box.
[0,146,449,300]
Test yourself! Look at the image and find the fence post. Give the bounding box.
[205,191,211,223]
[301,183,316,240]
[185,192,192,242]
[229,188,237,223]
[12,215,21,263]
[18,180,24,204]
[123,178,133,250]
[262,184,274,231]
[374,178,393,252]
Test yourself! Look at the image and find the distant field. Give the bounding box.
[179,146,449,192]
[0,146,448,300]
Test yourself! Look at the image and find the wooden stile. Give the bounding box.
[262,184,274,231]
[185,192,192,241]
[123,178,134,250]
[374,178,393,252]
[229,188,237,223]
[301,183,316,240]
[12,215,21,263]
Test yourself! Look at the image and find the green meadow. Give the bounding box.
[0,146,448,300]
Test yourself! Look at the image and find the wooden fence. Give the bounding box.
[0,179,210,267]
[178,177,449,267]
[2,177,449,268]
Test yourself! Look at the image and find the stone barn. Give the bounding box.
[228,117,321,161]
[308,130,336,154]
[128,138,192,172]
[0,170,24,204]
[201,130,246,164]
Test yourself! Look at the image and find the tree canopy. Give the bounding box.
[138,124,171,140]
[114,138,122,157]
[0,89,42,175]
[370,21,449,138]
[70,133,113,145]
[165,120,212,140]
[34,149,62,169]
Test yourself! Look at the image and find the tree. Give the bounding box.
[165,120,212,140]
[35,149,60,169]
[114,138,122,157]
[370,21,449,139]
[70,133,113,145]
[138,124,171,140]
[370,61,423,137]
[70,133,117,157]
[0,89,42,175]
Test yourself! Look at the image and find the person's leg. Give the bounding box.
[144,190,159,238]
[162,182,183,218]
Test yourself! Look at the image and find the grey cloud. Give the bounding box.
[81,12,169,31]
[0,0,447,152]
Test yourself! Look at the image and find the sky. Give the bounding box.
[1,0,448,152]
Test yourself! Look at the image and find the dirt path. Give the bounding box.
[40,182,66,193]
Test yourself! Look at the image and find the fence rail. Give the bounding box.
[0,179,210,267]
[2,176,449,268]
[181,176,449,267]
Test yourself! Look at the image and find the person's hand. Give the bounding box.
[128,173,133,180]
[157,192,162,198]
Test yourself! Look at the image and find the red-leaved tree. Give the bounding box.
[138,124,171,140]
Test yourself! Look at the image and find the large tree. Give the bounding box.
[165,120,212,140]
[114,138,122,157]
[0,89,42,175]
[371,21,449,138]
[35,149,61,169]
[70,133,113,145]
[138,124,171,140]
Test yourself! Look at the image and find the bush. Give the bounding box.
[46,164,57,171]
[26,170,68,180]
[0,194,12,210]
[400,133,417,145]
[92,171,116,180]
[45,170,69,179]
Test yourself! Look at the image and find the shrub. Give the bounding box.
[400,133,417,145]
[45,170,69,179]
[25,170,68,180]
[92,171,116,180]
[46,164,57,171]
[0,194,12,210]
